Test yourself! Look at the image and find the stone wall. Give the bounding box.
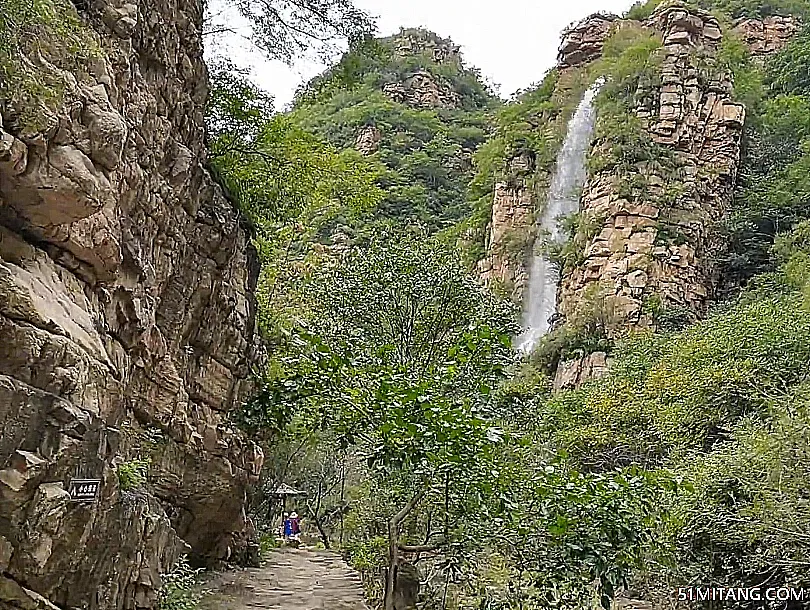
[0,0,262,607]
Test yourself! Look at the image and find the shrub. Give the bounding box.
[0,0,99,130]
[117,459,149,491]
[157,556,202,610]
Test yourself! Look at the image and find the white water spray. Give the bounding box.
[515,81,602,354]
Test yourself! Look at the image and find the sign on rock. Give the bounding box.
[69,479,102,502]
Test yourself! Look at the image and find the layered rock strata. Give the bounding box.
[478,4,797,387]
[733,15,799,58]
[0,0,262,607]
[382,70,462,109]
[559,13,619,69]
[477,152,536,301]
[559,4,744,333]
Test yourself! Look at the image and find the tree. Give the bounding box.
[205,0,376,65]
[245,233,517,608]
[207,61,382,227]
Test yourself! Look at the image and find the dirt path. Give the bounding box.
[198,547,370,610]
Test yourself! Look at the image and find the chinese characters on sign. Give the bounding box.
[68,479,101,502]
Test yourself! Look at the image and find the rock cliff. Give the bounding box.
[0,0,262,607]
[477,152,536,301]
[379,31,465,111]
[559,13,619,69]
[481,3,799,333]
[560,4,745,333]
[733,14,799,58]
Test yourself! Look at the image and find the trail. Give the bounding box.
[198,548,369,610]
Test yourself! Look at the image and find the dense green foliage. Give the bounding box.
[208,61,382,227]
[721,24,810,288]
[495,224,810,606]
[497,10,810,605]
[208,2,810,607]
[696,0,810,18]
[0,0,98,129]
[117,459,149,491]
[157,556,202,610]
[242,234,519,607]
[292,30,498,233]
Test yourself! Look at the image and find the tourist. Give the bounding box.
[290,511,301,540]
[283,512,292,539]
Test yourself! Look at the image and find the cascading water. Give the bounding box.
[515,80,603,354]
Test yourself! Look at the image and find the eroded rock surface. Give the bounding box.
[381,30,464,110]
[734,15,799,58]
[554,351,611,390]
[354,125,382,155]
[477,153,536,302]
[560,4,747,333]
[558,13,619,69]
[382,70,461,109]
[0,0,262,607]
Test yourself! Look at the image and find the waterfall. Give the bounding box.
[515,81,602,354]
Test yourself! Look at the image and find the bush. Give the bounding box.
[117,459,149,491]
[0,0,99,130]
[157,556,202,610]
[626,0,666,20]
[542,282,810,467]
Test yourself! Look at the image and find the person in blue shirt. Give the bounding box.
[283,512,292,539]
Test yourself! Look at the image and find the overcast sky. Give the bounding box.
[206,0,636,110]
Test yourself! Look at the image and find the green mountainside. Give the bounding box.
[292,29,499,234]
[8,0,809,605]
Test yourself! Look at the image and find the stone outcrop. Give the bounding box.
[0,0,262,607]
[393,29,461,65]
[478,153,535,302]
[734,15,800,58]
[382,70,461,109]
[558,13,619,69]
[380,30,464,110]
[554,351,610,390]
[559,4,745,333]
[354,125,382,155]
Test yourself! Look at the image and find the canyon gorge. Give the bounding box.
[2,0,810,608]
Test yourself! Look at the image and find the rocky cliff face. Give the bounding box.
[560,4,745,333]
[733,14,799,58]
[559,13,619,69]
[482,3,798,334]
[0,0,262,607]
[477,152,536,301]
[380,30,465,110]
[382,70,462,109]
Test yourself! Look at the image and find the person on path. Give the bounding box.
[290,511,301,541]
[283,512,292,539]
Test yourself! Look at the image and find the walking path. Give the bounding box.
[198,547,369,610]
